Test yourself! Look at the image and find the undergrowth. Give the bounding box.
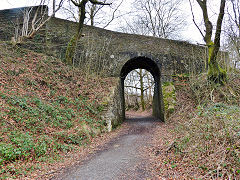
[172,71,240,179]
[0,42,116,178]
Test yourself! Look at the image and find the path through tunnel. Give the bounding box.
[120,57,165,121]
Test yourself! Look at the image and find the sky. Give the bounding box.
[0,0,218,44]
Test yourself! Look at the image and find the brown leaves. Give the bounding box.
[0,42,117,178]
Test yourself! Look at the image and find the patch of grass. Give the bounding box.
[0,93,107,179]
[189,72,240,105]
[0,92,107,178]
[5,95,77,130]
[2,92,105,130]
[0,130,72,165]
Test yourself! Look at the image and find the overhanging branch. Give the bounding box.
[89,0,111,5]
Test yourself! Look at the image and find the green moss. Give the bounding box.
[162,82,176,118]
[207,41,227,85]
[65,35,78,65]
[208,63,227,84]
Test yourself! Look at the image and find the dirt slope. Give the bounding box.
[0,42,116,179]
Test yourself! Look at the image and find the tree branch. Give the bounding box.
[103,0,123,28]
[214,0,226,47]
[70,0,80,7]
[188,0,204,38]
[89,0,111,5]
[196,0,213,43]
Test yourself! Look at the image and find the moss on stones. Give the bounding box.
[162,82,176,118]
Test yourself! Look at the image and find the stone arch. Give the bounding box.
[119,56,165,121]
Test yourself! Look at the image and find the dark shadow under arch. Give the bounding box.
[120,56,165,121]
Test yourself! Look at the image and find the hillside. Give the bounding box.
[0,42,117,178]
[147,73,240,179]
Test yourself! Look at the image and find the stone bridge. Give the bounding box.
[0,6,229,129]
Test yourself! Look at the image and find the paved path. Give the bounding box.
[53,116,160,180]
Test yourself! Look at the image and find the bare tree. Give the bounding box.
[65,0,111,65]
[224,0,240,68]
[121,0,186,39]
[60,0,123,28]
[12,0,64,44]
[120,17,151,36]
[125,69,154,111]
[86,0,123,28]
[189,0,227,84]
[60,0,79,21]
[53,0,56,17]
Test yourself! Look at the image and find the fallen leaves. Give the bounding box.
[0,42,117,179]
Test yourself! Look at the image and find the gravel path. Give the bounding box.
[53,116,161,180]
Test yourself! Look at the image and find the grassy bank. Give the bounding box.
[0,42,115,178]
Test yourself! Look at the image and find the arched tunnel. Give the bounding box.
[120,56,165,121]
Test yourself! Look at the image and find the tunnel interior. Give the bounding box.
[120,57,165,121]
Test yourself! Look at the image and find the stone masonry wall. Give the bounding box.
[45,18,229,80]
[0,7,23,40]
[100,78,123,132]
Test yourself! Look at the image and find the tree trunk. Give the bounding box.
[65,3,87,65]
[207,41,226,84]
[139,69,145,111]
[196,0,227,84]
[90,4,96,26]
[207,0,226,84]
[65,0,110,65]
[53,0,56,17]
